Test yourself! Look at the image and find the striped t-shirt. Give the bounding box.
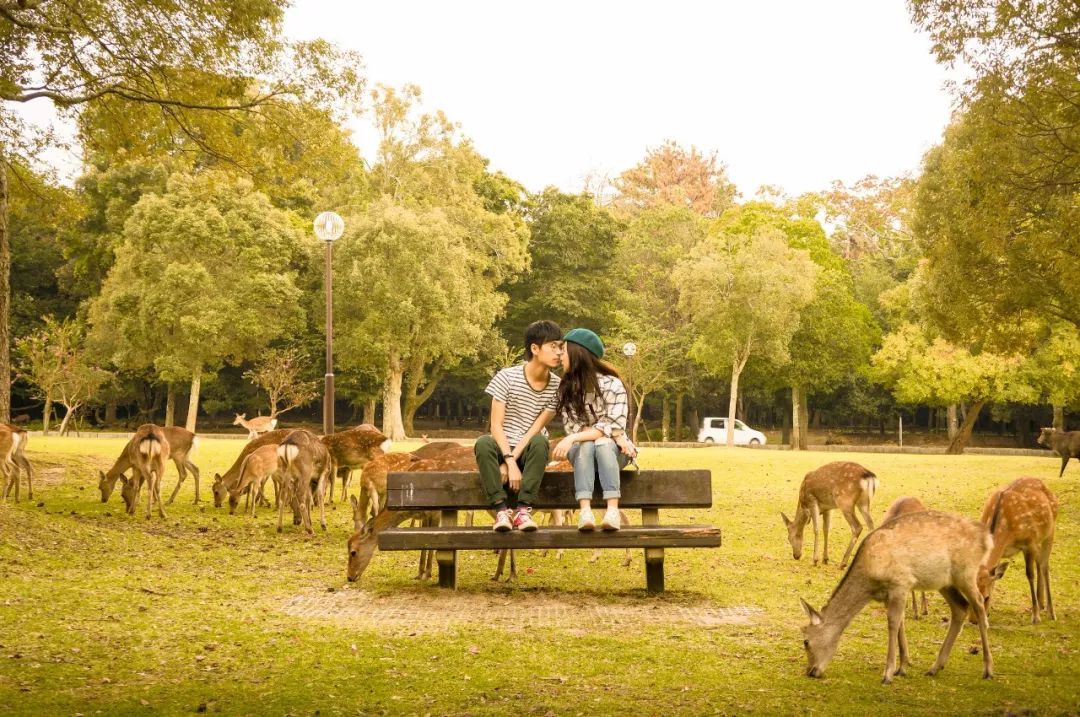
[485,364,561,448]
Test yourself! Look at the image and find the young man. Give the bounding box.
[474,320,563,532]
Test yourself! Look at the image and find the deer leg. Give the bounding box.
[959,581,993,679]
[920,592,930,617]
[1024,549,1040,624]
[166,460,186,505]
[317,475,328,532]
[188,460,201,504]
[838,509,863,568]
[492,549,507,581]
[883,591,907,684]
[1041,547,1055,621]
[276,482,287,533]
[858,500,875,531]
[809,503,822,565]
[508,549,517,582]
[1060,454,1069,477]
[17,453,32,501]
[820,509,831,565]
[155,471,167,519]
[911,590,920,620]
[928,587,967,676]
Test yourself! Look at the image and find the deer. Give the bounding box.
[800,510,995,684]
[212,429,293,508]
[226,444,282,517]
[276,429,334,535]
[782,461,878,568]
[974,477,1058,625]
[0,425,22,503]
[1,423,33,502]
[882,496,931,619]
[98,426,201,507]
[233,413,278,440]
[113,424,170,520]
[1036,427,1080,477]
[320,424,392,503]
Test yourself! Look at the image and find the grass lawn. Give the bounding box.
[1,437,1078,716]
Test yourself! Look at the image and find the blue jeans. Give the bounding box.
[568,439,629,501]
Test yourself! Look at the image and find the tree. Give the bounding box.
[675,227,817,446]
[87,171,306,431]
[612,140,738,218]
[333,86,529,440]
[243,346,320,419]
[0,0,364,421]
[15,316,109,435]
[869,323,1037,452]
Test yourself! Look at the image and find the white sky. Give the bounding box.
[15,0,961,197]
[285,0,961,197]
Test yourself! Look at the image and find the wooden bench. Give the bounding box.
[378,469,720,592]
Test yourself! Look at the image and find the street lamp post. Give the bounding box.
[622,342,637,442]
[314,211,345,435]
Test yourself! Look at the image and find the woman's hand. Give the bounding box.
[615,435,638,459]
[553,435,576,460]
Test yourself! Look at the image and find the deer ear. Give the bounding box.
[781,512,792,527]
[800,598,823,625]
[990,562,1009,581]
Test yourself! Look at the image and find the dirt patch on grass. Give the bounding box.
[280,588,762,633]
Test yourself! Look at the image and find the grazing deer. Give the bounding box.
[1,423,33,502]
[276,429,334,534]
[233,413,278,440]
[882,496,931,619]
[115,424,171,520]
[1036,427,1080,477]
[227,444,282,517]
[782,461,878,567]
[800,511,994,684]
[975,477,1058,624]
[320,424,392,503]
[212,429,292,508]
[98,427,201,507]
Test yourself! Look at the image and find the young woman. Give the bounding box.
[552,328,638,531]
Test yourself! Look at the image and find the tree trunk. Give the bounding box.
[791,385,809,451]
[164,385,176,427]
[946,400,986,454]
[1053,405,1065,431]
[947,403,959,441]
[0,160,10,423]
[58,403,79,436]
[363,398,376,426]
[661,395,670,442]
[402,356,444,438]
[185,366,201,432]
[674,393,684,441]
[42,394,53,435]
[382,349,406,440]
[105,398,118,425]
[781,390,791,447]
[632,391,649,443]
[726,363,741,447]
[689,408,699,441]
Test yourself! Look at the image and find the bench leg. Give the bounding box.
[438,509,458,589]
[645,547,665,593]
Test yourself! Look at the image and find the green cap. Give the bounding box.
[564,328,604,359]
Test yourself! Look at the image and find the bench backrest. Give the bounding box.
[385,470,712,510]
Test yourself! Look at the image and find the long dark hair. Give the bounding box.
[556,341,623,423]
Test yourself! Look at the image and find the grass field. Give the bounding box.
[1,437,1078,716]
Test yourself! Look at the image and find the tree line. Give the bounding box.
[2,1,1077,449]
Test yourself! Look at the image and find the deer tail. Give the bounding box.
[860,471,878,500]
[138,435,161,457]
[9,431,22,453]
[190,436,200,454]
[270,418,279,430]
[277,442,299,468]
[989,491,1005,536]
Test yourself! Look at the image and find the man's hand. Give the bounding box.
[553,436,575,460]
[506,460,522,491]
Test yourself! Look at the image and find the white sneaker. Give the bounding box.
[578,508,596,532]
[601,508,621,531]
[493,508,513,532]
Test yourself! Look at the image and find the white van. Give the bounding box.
[697,417,767,446]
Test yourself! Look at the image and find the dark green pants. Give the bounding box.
[474,434,549,507]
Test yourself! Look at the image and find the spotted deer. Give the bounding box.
[782,461,878,567]
[212,429,292,508]
[0,425,22,503]
[98,426,201,507]
[227,444,282,517]
[882,496,931,619]
[233,413,278,440]
[276,429,334,534]
[320,424,392,503]
[116,424,171,520]
[975,477,1058,624]
[1,423,32,502]
[800,511,994,684]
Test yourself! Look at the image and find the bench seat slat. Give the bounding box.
[377,525,721,551]
[385,469,712,510]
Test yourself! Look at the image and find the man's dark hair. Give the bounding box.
[524,320,562,360]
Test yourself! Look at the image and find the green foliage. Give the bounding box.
[87,171,306,381]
